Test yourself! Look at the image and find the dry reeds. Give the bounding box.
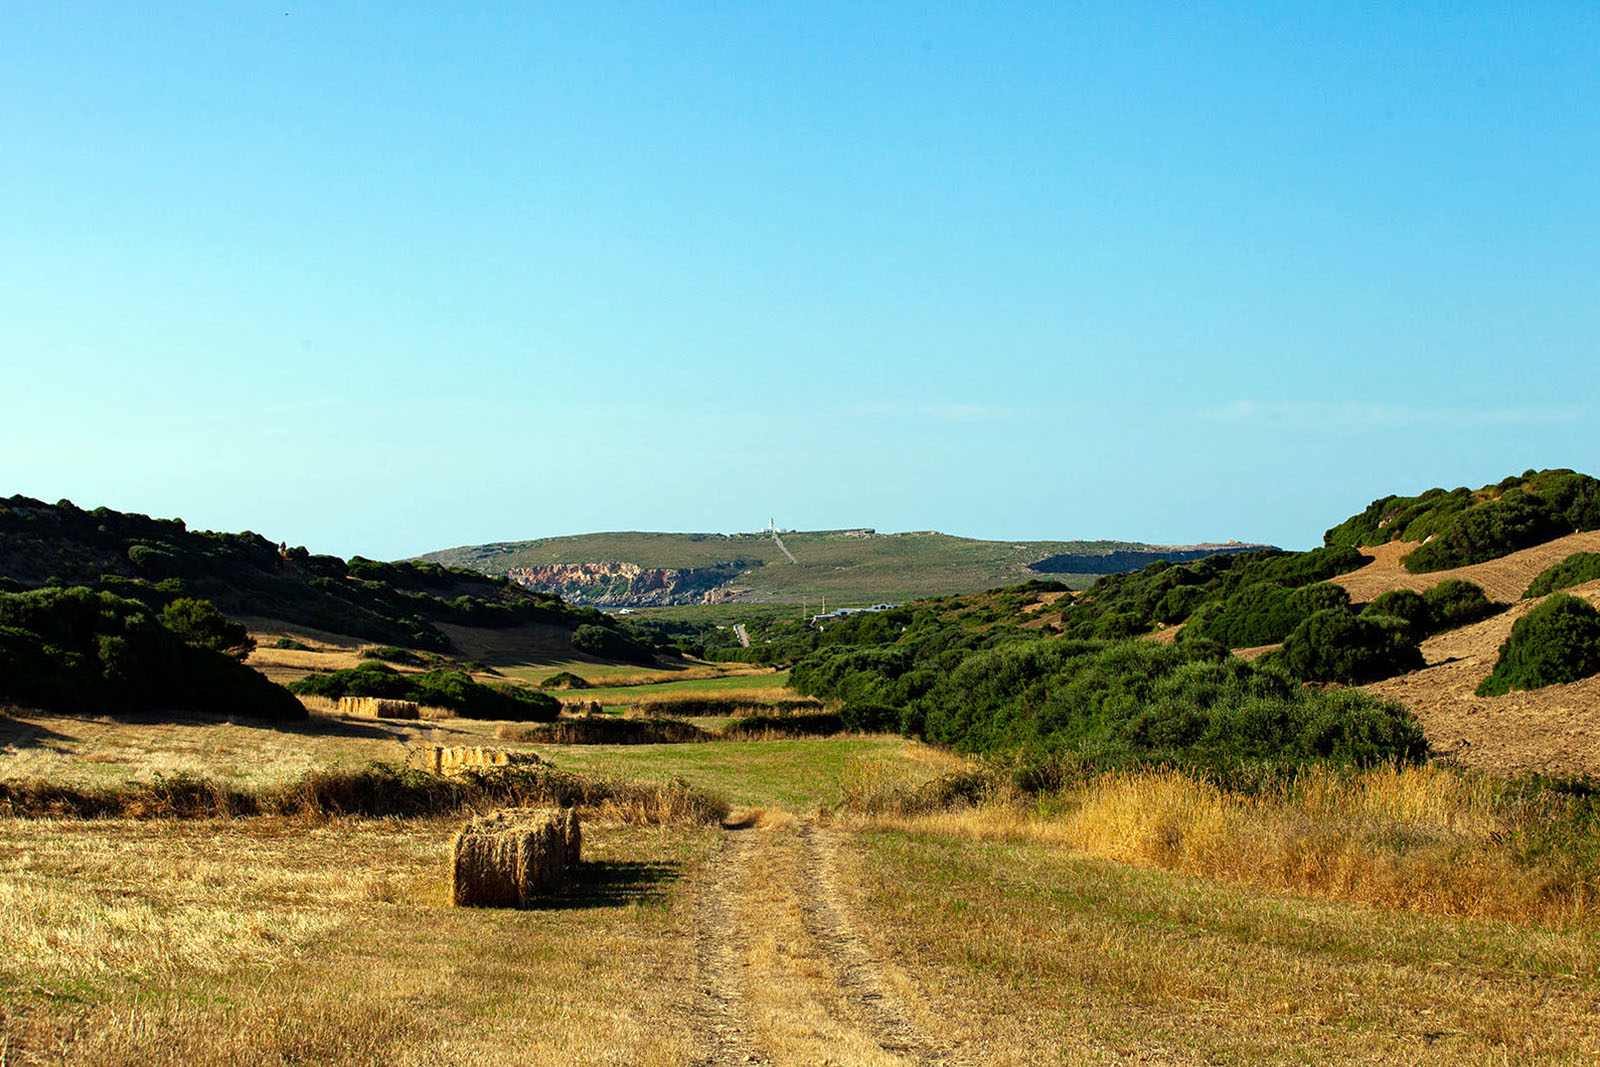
[451,807,582,908]
[842,762,1600,926]
[0,762,728,826]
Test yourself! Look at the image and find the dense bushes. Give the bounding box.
[1525,553,1600,599]
[911,638,1426,782]
[1477,595,1600,696]
[1324,470,1600,573]
[1184,581,1351,648]
[1270,610,1424,684]
[1358,580,1494,640]
[1423,579,1496,630]
[0,587,304,721]
[791,624,1427,784]
[1060,545,1368,641]
[159,597,255,656]
[288,663,560,721]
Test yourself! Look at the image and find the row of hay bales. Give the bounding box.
[453,806,581,908]
[406,745,544,776]
[338,696,420,720]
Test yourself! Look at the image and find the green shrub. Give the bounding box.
[1361,589,1429,641]
[1477,595,1600,696]
[913,637,1425,783]
[1404,497,1569,572]
[571,623,655,664]
[270,636,312,651]
[538,670,591,690]
[1187,581,1350,648]
[1524,552,1600,599]
[1273,609,1424,684]
[160,598,254,658]
[838,702,902,733]
[1422,579,1495,630]
[357,645,431,667]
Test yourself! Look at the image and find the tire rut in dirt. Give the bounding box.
[688,828,769,1066]
[796,822,964,1066]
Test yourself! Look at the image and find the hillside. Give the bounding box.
[0,495,628,658]
[418,528,1269,607]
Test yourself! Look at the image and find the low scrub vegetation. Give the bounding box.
[1324,468,1600,572]
[1525,551,1600,599]
[1478,594,1600,696]
[1051,544,1368,641]
[288,663,560,721]
[538,670,591,689]
[1268,608,1424,684]
[797,629,1427,787]
[0,586,304,721]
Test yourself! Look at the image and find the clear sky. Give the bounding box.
[4,3,1597,559]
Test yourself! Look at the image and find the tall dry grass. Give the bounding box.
[0,762,729,826]
[841,759,1600,926]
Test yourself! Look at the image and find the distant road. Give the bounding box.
[771,531,798,563]
[733,623,751,648]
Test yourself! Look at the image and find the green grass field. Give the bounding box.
[561,671,792,701]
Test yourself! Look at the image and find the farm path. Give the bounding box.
[689,826,770,1066]
[689,818,965,1067]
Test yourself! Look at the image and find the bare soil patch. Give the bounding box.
[1334,530,1600,604]
[1361,580,1600,778]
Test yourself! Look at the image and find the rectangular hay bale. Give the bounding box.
[338,696,420,720]
[452,807,581,908]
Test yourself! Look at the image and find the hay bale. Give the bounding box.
[452,807,580,908]
[408,744,543,776]
[338,696,420,720]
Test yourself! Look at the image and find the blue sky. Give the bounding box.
[3,3,1596,559]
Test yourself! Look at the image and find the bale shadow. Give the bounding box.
[0,711,75,752]
[541,859,682,911]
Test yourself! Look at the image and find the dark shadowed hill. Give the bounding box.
[0,496,626,653]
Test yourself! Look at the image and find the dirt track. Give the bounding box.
[689,820,966,1067]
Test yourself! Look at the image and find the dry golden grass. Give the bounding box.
[836,827,1600,1065]
[843,764,1598,926]
[0,816,712,1065]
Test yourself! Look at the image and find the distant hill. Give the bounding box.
[416,529,1271,607]
[0,496,624,654]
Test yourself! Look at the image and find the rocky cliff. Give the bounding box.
[503,560,759,607]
